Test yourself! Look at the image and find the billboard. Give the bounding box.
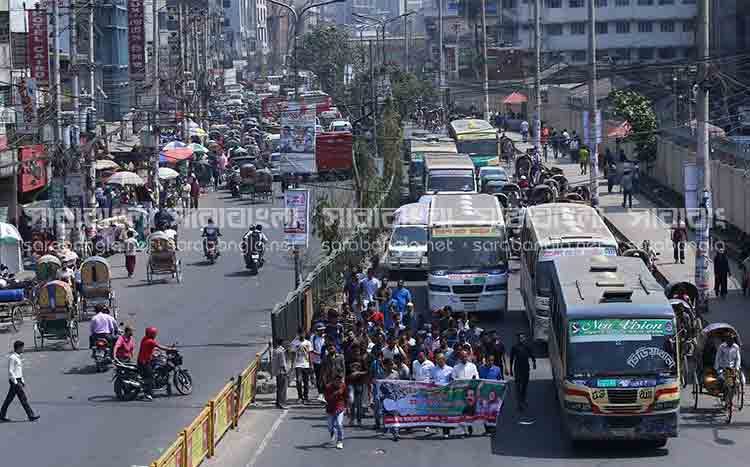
[283,189,309,247]
[18,144,47,193]
[128,0,146,80]
[280,102,316,175]
[27,8,49,88]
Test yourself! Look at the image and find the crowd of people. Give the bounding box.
[270,266,537,449]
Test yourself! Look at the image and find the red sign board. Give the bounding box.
[18,145,47,193]
[27,8,49,88]
[128,0,146,80]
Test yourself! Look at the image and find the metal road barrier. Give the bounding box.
[150,346,268,467]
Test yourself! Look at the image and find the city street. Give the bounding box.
[0,183,345,467]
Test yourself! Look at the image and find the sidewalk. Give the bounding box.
[505,130,750,363]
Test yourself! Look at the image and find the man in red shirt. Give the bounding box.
[324,375,347,449]
[137,327,171,400]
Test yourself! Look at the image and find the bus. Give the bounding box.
[427,194,509,315]
[420,154,477,200]
[448,119,500,167]
[406,138,458,201]
[520,203,619,343]
[548,255,679,445]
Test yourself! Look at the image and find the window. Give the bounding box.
[570,22,586,35]
[637,0,653,4]
[638,21,652,32]
[659,0,674,3]
[658,47,676,59]
[616,21,630,33]
[595,22,608,34]
[547,24,563,35]
[545,0,562,6]
[569,0,585,7]
[572,50,587,62]
[615,0,629,4]
[683,20,694,32]
[638,47,654,60]
[595,0,607,6]
[661,20,675,32]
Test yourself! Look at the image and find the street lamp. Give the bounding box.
[353,11,415,66]
[266,0,347,98]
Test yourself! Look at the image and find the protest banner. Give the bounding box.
[376,379,507,428]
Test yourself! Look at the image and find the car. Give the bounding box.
[477,166,509,189]
[329,120,352,132]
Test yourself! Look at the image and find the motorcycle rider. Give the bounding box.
[89,304,118,353]
[113,326,135,362]
[137,327,173,401]
[202,217,222,258]
[243,224,268,264]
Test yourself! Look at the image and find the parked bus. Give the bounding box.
[427,194,509,315]
[520,203,618,342]
[548,255,679,446]
[448,119,500,167]
[406,138,458,201]
[419,153,477,201]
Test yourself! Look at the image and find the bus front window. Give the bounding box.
[428,170,475,192]
[429,237,507,270]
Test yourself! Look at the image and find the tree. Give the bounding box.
[609,89,658,162]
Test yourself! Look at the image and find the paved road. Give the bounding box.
[0,182,348,467]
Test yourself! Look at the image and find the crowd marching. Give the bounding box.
[270,265,537,449]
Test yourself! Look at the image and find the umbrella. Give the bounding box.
[503,91,528,105]
[95,159,120,171]
[158,167,180,180]
[0,222,21,245]
[163,141,188,150]
[190,143,209,154]
[107,171,145,186]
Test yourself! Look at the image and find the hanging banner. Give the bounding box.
[128,0,146,81]
[283,188,309,247]
[18,144,47,193]
[376,379,508,428]
[27,8,49,88]
[280,102,316,175]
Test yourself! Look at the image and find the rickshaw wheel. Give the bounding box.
[33,323,41,350]
[69,320,79,350]
[146,264,153,284]
[692,371,700,409]
[10,306,23,333]
[736,374,745,411]
[110,292,117,320]
[176,261,183,283]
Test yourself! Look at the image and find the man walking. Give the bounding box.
[310,324,326,399]
[509,333,536,411]
[714,245,731,299]
[0,341,39,422]
[452,350,479,436]
[579,145,590,175]
[291,328,313,403]
[621,169,633,209]
[190,176,201,210]
[672,221,687,264]
[124,230,138,278]
[271,339,289,410]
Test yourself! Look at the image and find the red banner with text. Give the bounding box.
[128,0,146,80]
[27,8,49,88]
[18,145,47,193]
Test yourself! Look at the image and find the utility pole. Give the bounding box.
[71,5,80,134]
[403,0,408,73]
[153,0,161,207]
[695,0,711,311]
[179,1,188,141]
[587,0,599,208]
[438,0,445,108]
[534,0,541,151]
[370,40,378,160]
[481,0,490,121]
[672,72,678,124]
[89,1,95,115]
[53,0,62,144]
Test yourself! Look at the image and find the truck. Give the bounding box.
[279,131,353,179]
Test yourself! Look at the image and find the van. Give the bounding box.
[384,203,429,274]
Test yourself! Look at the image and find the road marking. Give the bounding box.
[245,410,287,467]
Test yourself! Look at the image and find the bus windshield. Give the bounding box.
[427,170,475,192]
[566,318,678,378]
[429,236,506,270]
[391,226,428,247]
[457,140,497,155]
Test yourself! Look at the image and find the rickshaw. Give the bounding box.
[692,323,745,423]
[515,155,532,180]
[528,184,555,205]
[34,280,79,349]
[499,183,523,208]
[146,231,182,284]
[551,174,569,194]
[0,287,28,333]
[79,256,117,320]
[36,255,62,282]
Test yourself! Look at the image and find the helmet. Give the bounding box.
[145,327,158,338]
[255,224,263,231]
[520,175,527,180]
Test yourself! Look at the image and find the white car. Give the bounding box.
[329,120,352,132]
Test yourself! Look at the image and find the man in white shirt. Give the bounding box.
[359,268,381,308]
[0,341,39,422]
[89,304,118,351]
[290,328,313,402]
[715,336,742,389]
[411,352,435,382]
[430,353,453,438]
[451,350,479,436]
[310,324,326,399]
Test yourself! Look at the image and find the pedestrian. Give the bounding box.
[550,130,559,159]
[310,324,326,399]
[621,169,633,208]
[578,145,590,175]
[509,333,536,411]
[714,245,730,299]
[430,352,454,438]
[345,344,368,426]
[520,119,529,143]
[181,179,191,212]
[411,351,435,382]
[569,133,579,162]
[381,358,402,440]
[633,161,641,193]
[291,328,313,403]
[672,221,687,264]
[124,230,138,278]
[391,279,412,318]
[190,177,200,209]
[451,350,478,436]
[0,341,39,422]
[324,374,347,449]
[271,339,289,410]
[359,268,381,309]
[321,341,345,388]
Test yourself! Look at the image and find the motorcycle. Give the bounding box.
[112,348,192,401]
[243,235,264,274]
[205,239,219,264]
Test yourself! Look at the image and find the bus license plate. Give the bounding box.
[610,428,634,438]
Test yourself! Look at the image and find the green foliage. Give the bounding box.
[390,70,437,120]
[379,99,403,208]
[609,89,658,162]
[311,193,341,254]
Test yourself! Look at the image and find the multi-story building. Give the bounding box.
[256,0,269,69]
[96,0,132,121]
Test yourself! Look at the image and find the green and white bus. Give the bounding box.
[448,119,500,168]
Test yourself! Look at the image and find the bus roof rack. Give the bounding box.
[589,256,617,272]
[600,289,634,303]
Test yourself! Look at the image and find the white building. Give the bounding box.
[508,0,697,64]
[257,0,269,58]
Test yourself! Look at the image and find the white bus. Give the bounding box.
[427,194,509,316]
[520,203,619,343]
